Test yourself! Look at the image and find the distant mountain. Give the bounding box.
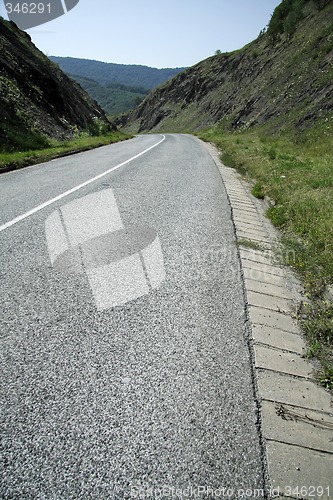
[50,56,186,90]
[67,74,149,116]
[0,20,111,153]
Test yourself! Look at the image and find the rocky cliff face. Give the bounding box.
[120,1,333,134]
[0,19,111,151]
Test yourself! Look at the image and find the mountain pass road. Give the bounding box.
[0,134,265,498]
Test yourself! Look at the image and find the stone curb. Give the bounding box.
[203,141,333,499]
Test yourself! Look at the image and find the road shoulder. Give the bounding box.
[202,140,333,499]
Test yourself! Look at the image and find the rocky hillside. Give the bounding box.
[0,19,111,152]
[120,0,333,134]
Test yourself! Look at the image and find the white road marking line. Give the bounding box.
[0,135,166,233]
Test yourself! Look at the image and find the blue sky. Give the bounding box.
[0,0,281,68]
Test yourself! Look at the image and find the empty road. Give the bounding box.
[0,134,265,498]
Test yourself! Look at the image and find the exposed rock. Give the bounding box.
[119,3,333,134]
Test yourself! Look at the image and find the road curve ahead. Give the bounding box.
[0,134,265,498]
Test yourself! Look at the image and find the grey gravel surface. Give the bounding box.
[0,134,265,498]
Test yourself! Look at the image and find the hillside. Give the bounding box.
[68,75,149,116]
[120,0,333,134]
[50,56,186,90]
[0,19,111,153]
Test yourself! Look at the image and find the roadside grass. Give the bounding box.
[198,123,333,389]
[0,130,132,173]
[237,238,267,252]
[251,182,265,200]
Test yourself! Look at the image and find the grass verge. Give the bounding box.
[198,123,333,389]
[0,130,132,174]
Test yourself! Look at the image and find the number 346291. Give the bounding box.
[5,3,51,14]
[284,486,330,497]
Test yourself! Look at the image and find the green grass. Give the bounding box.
[251,182,265,200]
[302,300,333,389]
[0,130,132,173]
[238,238,267,252]
[198,123,333,389]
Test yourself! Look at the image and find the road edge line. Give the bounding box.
[0,135,165,233]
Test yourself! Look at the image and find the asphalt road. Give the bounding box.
[0,134,265,499]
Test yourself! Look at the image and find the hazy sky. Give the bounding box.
[0,0,281,68]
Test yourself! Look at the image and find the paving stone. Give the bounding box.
[230,201,254,208]
[240,249,274,265]
[247,290,292,313]
[234,221,265,232]
[233,218,263,229]
[236,232,267,243]
[230,196,256,204]
[234,225,270,236]
[252,325,305,354]
[242,260,284,278]
[228,194,249,201]
[266,441,333,495]
[243,267,287,287]
[234,219,263,228]
[224,176,241,181]
[254,345,313,379]
[245,278,292,299]
[236,228,269,240]
[257,370,332,412]
[232,207,259,217]
[229,195,249,200]
[225,185,239,189]
[229,191,254,198]
[230,204,256,212]
[249,306,299,332]
[227,191,247,197]
[234,219,263,230]
[236,223,267,233]
[225,186,244,191]
[261,400,333,453]
[232,208,258,223]
[228,196,252,203]
[237,234,270,246]
[237,228,268,238]
[232,203,257,212]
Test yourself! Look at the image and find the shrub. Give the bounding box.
[267,0,307,40]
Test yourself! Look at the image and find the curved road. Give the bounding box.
[0,134,265,498]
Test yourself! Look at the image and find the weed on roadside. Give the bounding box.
[300,300,333,389]
[251,182,265,200]
[238,238,267,252]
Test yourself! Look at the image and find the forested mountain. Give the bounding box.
[67,75,149,116]
[50,56,186,89]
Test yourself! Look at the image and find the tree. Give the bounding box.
[267,0,307,41]
[215,49,222,55]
